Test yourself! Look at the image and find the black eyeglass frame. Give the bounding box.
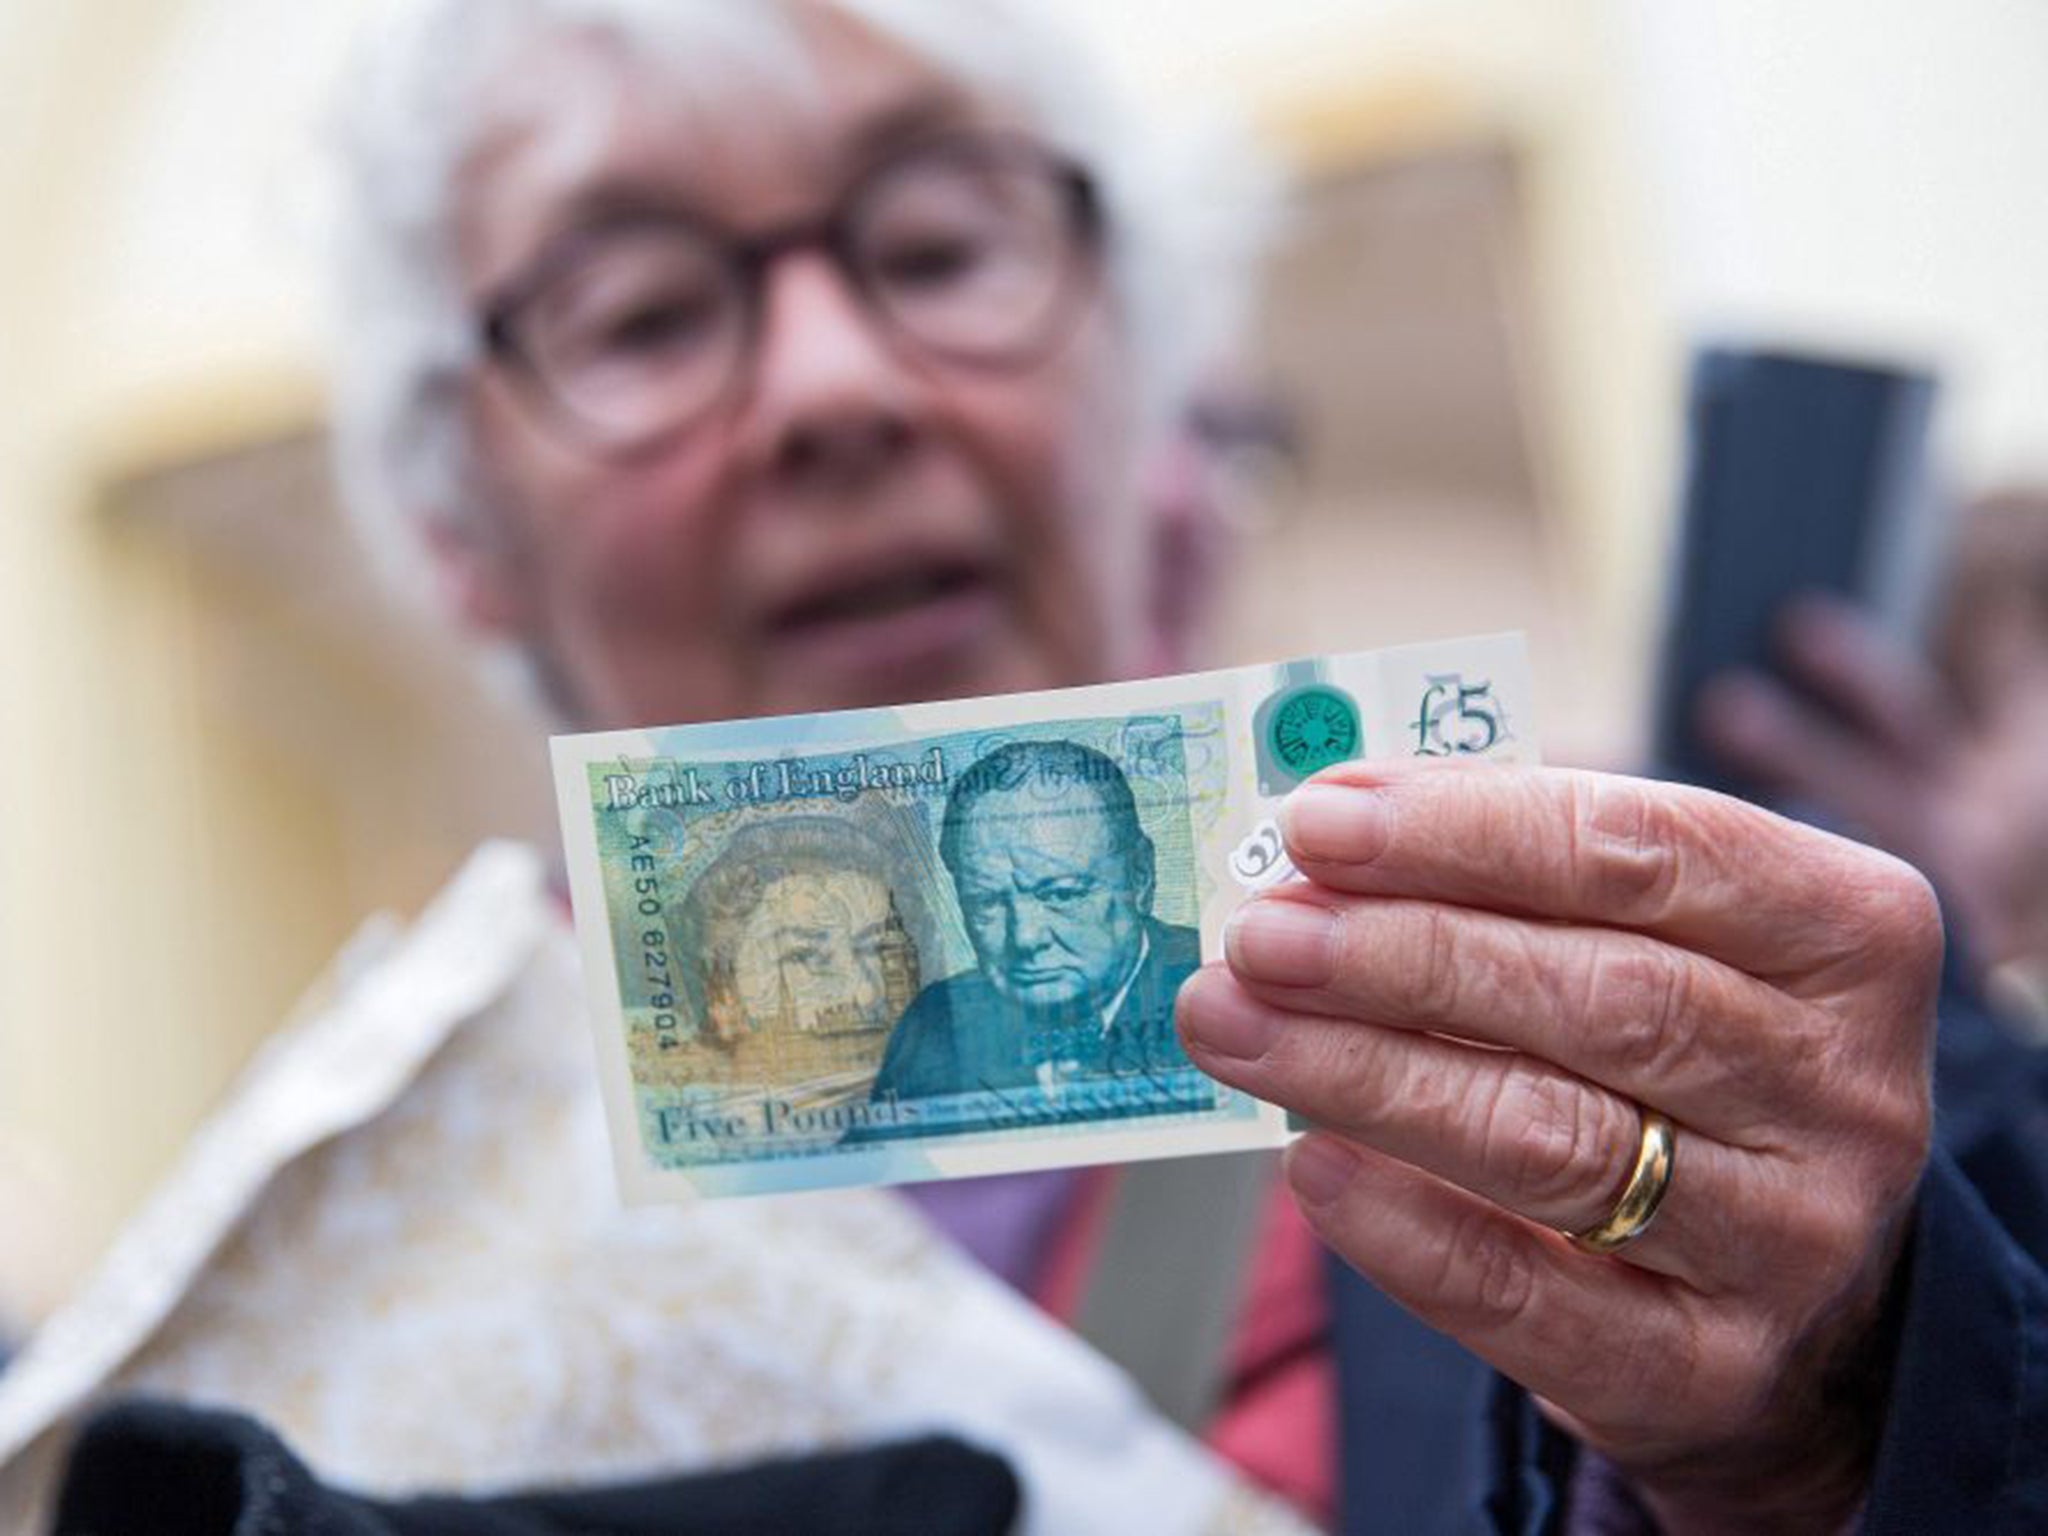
[476,132,1106,458]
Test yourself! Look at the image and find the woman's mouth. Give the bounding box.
[762,559,1007,697]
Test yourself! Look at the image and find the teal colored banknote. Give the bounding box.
[553,633,1538,1200]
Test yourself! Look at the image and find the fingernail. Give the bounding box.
[1226,899,1338,988]
[1283,782,1390,865]
[1288,1134,1361,1207]
[1176,968,1278,1062]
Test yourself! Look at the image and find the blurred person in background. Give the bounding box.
[1703,488,2048,1010]
[1696,485,2048,1297]
[0,3,2042,1535]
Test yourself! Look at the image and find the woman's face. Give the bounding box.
[450,6,1149,728]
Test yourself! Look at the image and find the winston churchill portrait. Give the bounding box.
[869,739,1200,1104]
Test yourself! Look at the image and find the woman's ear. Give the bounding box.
[423,508,535,636]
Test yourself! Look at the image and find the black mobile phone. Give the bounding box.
[1650,345,1943,798]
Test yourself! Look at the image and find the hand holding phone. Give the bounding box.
[1651,345,1943,799]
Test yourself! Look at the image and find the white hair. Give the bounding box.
[323,0,1275,614]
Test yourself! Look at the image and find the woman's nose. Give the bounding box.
[742,251,918,487]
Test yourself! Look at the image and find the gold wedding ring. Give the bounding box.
[1565,1107,1677,1257]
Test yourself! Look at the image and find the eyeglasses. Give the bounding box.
[477,134,1103,457]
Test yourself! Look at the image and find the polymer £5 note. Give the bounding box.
[552,633,1538,1200]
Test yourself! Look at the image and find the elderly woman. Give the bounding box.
[2,0,2042,1532]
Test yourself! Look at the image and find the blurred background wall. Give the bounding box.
[2,0,2044,1312]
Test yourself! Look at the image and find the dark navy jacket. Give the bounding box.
[1331,959,2048,1534]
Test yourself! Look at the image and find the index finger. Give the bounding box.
[1282,761,1914,982]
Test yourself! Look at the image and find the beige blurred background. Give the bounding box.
[3,0,2046,1318]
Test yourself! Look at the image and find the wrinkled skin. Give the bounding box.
[1179,762,1940,1532]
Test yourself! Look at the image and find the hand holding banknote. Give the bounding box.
[1179,762,1943,1535]
[555,633,1946,1531]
